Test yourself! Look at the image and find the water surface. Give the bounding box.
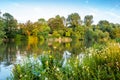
[0,40,85,80]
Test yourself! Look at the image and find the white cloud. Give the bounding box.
[1,2,120,24]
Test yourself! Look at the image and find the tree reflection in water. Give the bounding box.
[0,40,86,79]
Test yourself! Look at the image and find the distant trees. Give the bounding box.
[48,15,64,32]
[98,20,111,32]
[66,13,84,39]
[84,15,94,46]
[0,16,5,43]
[34,19,50,39]
[98,20,115,39]
[84,15,93,27]
[67,13,82,28]
[113,26,120,38]
[18,19,50,40]
[38,18,46,24]
[3,13,17,39]
[0,11,119,44]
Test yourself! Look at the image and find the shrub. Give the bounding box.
[116,38,120,43]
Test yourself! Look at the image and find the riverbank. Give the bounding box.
[10,42,120,80]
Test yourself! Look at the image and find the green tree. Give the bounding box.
[67,13,81,28]
[113,26,120,38]
[84,15,93,27]
[38,18,47,25]
[74,26,84,39]
[48,15,64,32]
[3,13,17,39]
[34,20,50,39]
[0,16,5,43]
[98,20,110,32]
[24,20,34,36]
[97,20,113,38]
[64,28,73,37]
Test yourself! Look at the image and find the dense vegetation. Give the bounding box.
[0,12,120,44]
[0,12,120,79]
[10,42,120,80]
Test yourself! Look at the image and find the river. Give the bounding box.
[0,40,85,80]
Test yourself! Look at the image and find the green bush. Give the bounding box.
[52,31,61,38]
[116,38,120,43]
[15,34,22,41]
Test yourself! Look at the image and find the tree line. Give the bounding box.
[0,12,120,44]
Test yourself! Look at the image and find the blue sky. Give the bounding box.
[0,0,120,24]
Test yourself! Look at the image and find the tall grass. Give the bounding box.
[10,42,120,80]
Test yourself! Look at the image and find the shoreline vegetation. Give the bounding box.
[2,36,72,43]
[0,12,120,46]
[0,11,120,80]
[10,42,120,80]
